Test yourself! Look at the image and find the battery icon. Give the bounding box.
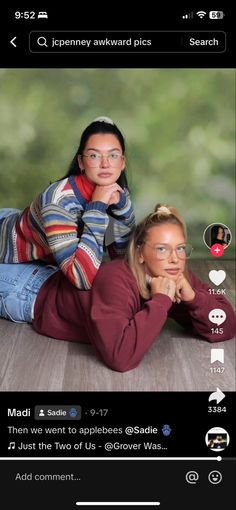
[209,11,225,19]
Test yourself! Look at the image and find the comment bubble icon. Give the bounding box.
[208,308,226,326]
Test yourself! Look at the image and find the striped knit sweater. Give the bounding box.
[0,175,135,289]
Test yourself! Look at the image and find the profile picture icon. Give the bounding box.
[205,427,230,451]
[203,223,232,250]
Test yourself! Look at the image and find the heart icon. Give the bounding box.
[209,270,226,286]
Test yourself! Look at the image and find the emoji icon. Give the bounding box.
[69,407,78,418]
[162,424,172,436]
[208,471,222,484]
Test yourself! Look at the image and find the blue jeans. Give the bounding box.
[0,208,58,322]
[0,262,58,323]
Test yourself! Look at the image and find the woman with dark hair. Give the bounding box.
[0,204,235,372]
[211,225,228,247]
[0,117,135,289]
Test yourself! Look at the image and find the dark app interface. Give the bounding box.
[0,6,235,509]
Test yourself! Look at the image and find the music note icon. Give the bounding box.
[8,442,15,450]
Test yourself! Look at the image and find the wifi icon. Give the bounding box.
[196,10,207,18]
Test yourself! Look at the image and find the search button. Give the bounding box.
[37,36,48,47]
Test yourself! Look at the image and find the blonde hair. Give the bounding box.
[126,204,188,299]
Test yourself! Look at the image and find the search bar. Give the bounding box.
[29,31,226,53]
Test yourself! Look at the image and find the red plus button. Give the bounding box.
[210,243,224,257]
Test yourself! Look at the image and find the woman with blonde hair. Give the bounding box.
[0,204,235,371]
[127,204,191,301]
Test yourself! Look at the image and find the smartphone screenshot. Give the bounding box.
[0,5,235,509]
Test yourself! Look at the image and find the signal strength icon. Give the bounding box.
[182,12,194,19]
[196,10,207,18]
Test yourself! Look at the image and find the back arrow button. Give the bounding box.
[10,37,17,47]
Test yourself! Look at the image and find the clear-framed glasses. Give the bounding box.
[82,151,124,167]
[144,242,193,260]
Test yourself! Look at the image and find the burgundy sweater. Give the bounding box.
[33,259,235,372]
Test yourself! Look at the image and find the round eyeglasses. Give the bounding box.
[144,242,193,260]
[82,152,123,168]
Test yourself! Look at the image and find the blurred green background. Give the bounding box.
[0,69,235,257]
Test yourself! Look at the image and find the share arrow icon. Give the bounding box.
[208,388,225,404]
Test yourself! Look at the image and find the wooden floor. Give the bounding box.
[0,260,235,392]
